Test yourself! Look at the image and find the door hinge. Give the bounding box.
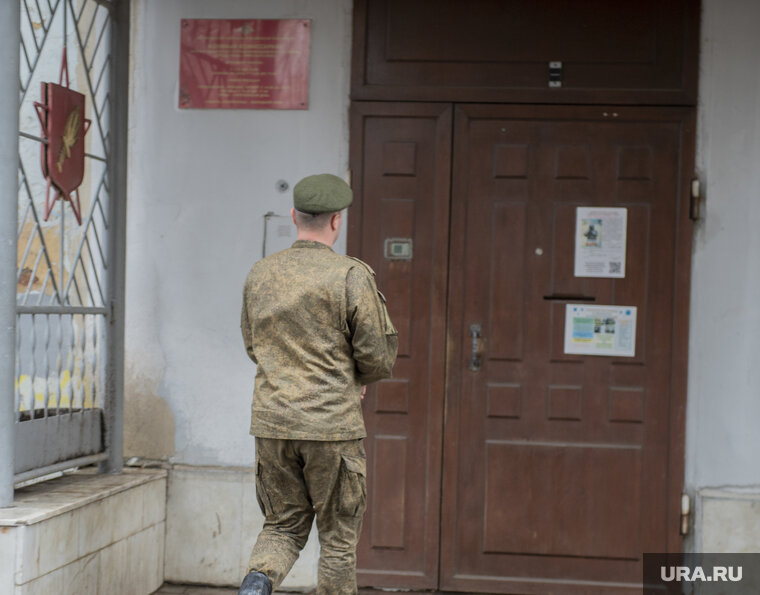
[680,493,691,536]
[689,178,701,221]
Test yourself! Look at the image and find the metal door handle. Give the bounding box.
[469,323,482,371]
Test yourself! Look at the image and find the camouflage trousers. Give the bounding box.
[247,437,367,595]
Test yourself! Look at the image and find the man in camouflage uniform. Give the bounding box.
[238,174,398,595]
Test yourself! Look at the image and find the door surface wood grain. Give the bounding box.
[349,103,694,594]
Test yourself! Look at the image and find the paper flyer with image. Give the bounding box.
[574,207,627,278]
[564,304,637,357]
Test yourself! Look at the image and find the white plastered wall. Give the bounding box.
[124,0,760,586]
[126,0,352,466]
[126,0,353,586]
[686,0,760,552]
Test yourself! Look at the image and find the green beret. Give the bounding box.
[293,174,352,214]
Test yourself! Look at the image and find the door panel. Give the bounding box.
[440,104,693,594]
[348,102,452,590]
[352,0,700,105]
[349,102,693,594]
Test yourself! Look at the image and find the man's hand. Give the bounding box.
[361,386,367,400]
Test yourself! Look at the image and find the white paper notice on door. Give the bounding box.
[574,207,627,278]
[564,304,637,357]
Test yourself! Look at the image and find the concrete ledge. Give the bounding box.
[165,465,318,590]
[0,468,167,595]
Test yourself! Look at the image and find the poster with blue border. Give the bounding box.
[564,304,637,357]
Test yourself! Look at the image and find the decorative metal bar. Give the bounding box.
[94,91,109,126]
[60,192,65,301]
[73,315,82,411]
[77,314,86,410]
[30,314,39,416]
[93,315,99,408]
[19,0,61,105]
[96,194,108,231]
[17,306,108,315]
[16,221,38,281]
[14,453,109,485]
[91,204,108,257]
[70,314,78,410]
[55,313,62,411]
[67,0,109,161]
[87,168,108,214]
[43,314,50,410]
[19,131,47,144]
[30,0,49,47]
[15,316,22,416]
[62,164,109,300]
[84,315,91,409]
[62,0,66,53]
[81,3,98,53]
[69,269,86,309]
[19,34,33,73]
[85,152,107,163]
[36,269,51,305]
[20,244,44,305]
[64,164,108,250]
[87,13,110,72]
[33,0,47,33]
[86,315,93,409]
[93,54,109,96]
[18,161,62,303]
[69,273,86,308]
[75,243,99,306]
[84,237,105,304]
[22,0,41,52]
[90,211,106,268]
[17,199,31,237]
[65,313,75,410]
[90,190,108,243]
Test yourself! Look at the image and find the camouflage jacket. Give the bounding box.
[241,240,399,440]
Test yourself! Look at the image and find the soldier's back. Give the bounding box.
[242,239,367,441]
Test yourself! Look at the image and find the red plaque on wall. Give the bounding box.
[179,19,310,110]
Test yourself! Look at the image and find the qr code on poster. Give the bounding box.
[609,262,622,274]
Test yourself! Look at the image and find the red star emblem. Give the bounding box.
[33,47,91,225]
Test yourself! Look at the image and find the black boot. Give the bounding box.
[238,570,272,595]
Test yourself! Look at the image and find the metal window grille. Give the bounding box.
[10,0,127,486]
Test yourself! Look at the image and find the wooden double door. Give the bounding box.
[348,102,694,594]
